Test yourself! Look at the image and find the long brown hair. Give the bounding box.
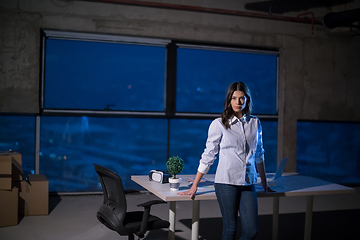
[221,81,253,129]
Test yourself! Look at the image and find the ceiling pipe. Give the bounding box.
[79,0,323,26]
[323,8,360,29]
[297,12,315,34]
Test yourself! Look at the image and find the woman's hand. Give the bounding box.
[177,185,198,199]
[256,162,275,193]
[264,184,275,193]
[178,171,204,199]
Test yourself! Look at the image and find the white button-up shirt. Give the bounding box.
[198,115,265,186]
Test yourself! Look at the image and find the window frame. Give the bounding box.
[40,30,171,116]
[173,42,279,118]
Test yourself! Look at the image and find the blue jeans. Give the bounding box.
[215,183,258,240]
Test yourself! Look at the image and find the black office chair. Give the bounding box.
[94,164,170,240]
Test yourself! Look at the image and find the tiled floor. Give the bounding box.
[0,187,360,240]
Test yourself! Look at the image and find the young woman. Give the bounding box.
[178,81,274,240]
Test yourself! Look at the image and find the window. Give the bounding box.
[44,39,166,111]
[176,45,278,114]
[297,120,360,184]
[42,30,170,114]
[39,116,167,192]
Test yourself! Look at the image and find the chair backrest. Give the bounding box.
[94,164,128,235]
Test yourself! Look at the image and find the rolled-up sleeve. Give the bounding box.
[255,118,265,164]
[198,120,223,174]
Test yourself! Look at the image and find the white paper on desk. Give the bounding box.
[185,177,215,188]
[257,176,275,183]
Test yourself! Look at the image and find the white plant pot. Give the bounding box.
[169,177,181,191]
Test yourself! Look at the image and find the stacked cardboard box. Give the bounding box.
[0,151,23,228]
[0,151,49,228]
[19,174,49,216]
[0,151,22,189]
[0,187,18,227]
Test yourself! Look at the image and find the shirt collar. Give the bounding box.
[229,114,247,125]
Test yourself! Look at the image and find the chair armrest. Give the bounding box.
[136,200,167,237]
[124,189,140,195]
[137,200,167,209]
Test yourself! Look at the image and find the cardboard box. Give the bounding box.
[0,152,23,190]
[0,187,19,228]
[19,174,49,216]
[0,155,13,190]
[9,152,23,181]
[0,151,22,167]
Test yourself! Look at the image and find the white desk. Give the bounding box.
[131,173,354,240]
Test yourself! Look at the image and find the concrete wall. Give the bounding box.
[1,0,360,171]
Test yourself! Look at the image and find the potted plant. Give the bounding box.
[166,156,184,190]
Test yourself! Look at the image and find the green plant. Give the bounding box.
[166,156,184,179]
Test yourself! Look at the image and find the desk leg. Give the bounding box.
[304,195,314,240]
[168,201,176,240]
[272,196,279,240]
[191,200,200,240]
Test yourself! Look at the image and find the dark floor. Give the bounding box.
[0,187,360,240]
[176,209,360,240]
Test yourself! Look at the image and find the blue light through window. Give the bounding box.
[176,47,277,114]
[0,116,35,177]
[39,116,167,192]
[297,121,360,184]
[45,39,166,111]
[169,119,215,174]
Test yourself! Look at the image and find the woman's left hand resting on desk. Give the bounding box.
[177,171,204,199]
[264,184,275,193]
[257,161,275,193]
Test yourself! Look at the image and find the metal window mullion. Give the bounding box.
[42,109,166,117]
[167,119,170,160]
[35,115,40,174]
[40,32,46,109]
[277,52,285,167]
[165,41,177,116]
[165,42,177,159]
[276,54,280,114]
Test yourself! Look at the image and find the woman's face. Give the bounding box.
[230,90,247,116]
